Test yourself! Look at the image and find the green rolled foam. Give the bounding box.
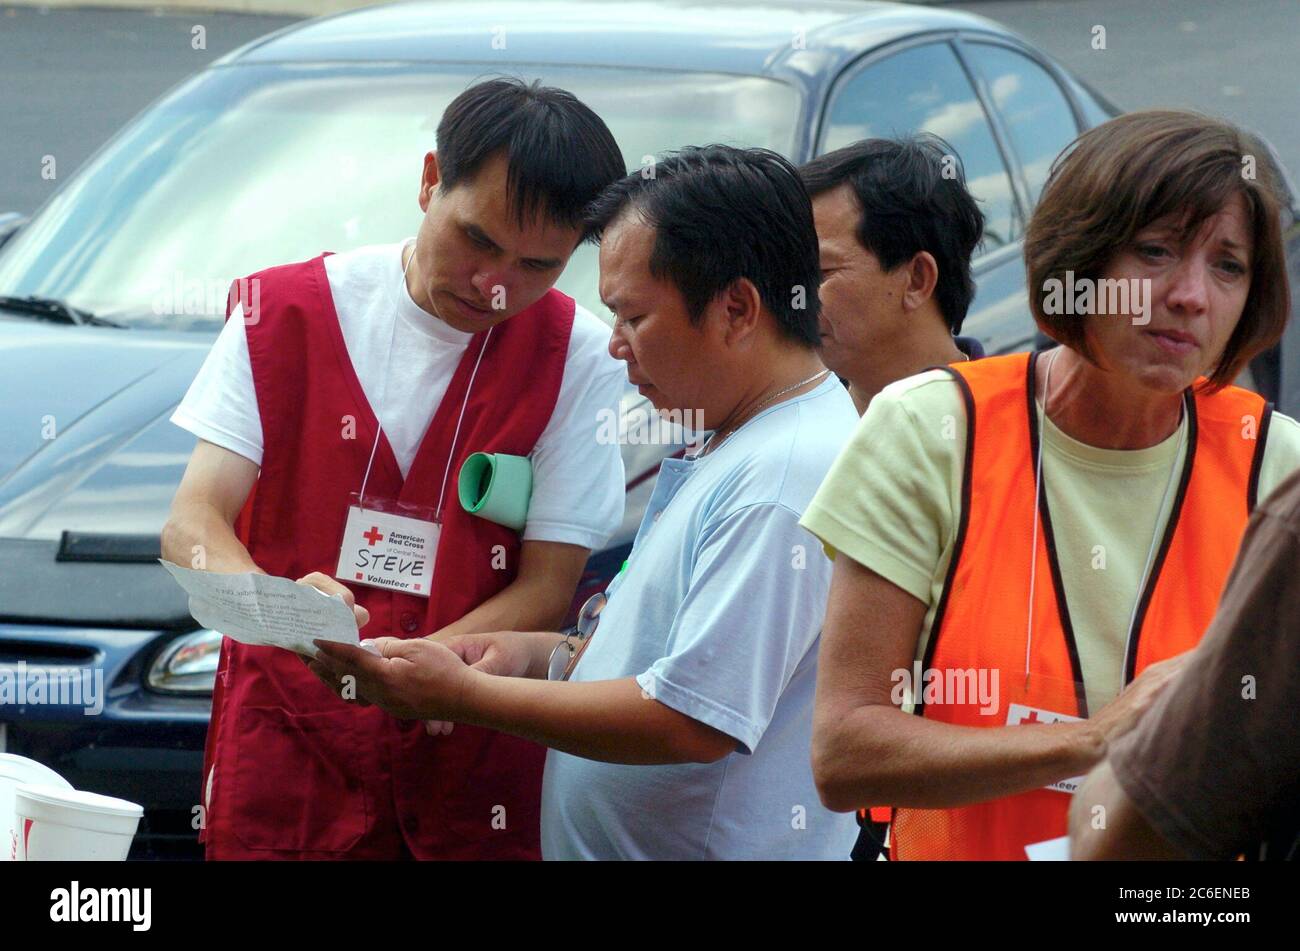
[458,452,533,531]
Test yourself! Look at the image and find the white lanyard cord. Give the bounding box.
[357,240,493,520]
[1026,348,1187,688]
[356,244,414,511]
[1025,349,1057,683]
[434,325,493,519]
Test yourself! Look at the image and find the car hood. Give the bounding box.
[0,314,209,541]
[0,314,673,544]
[0,312,677,627]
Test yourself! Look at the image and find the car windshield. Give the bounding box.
[0,63,799,330]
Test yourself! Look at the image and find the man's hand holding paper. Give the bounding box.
[293,571,371,631]
[309,636,474,720]
[160,560,370,657]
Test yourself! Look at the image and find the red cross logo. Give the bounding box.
[1017,709,1044,725]
[362,526,384,546]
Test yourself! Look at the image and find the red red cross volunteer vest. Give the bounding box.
[198,253,574,859]
[887,351,1270,860]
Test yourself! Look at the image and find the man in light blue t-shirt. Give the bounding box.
[311,145,859,859]
[540,368,857,859]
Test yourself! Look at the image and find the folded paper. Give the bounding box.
[159,560,360,655]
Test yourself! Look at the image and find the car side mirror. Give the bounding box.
[1250,135,1298,229]
[0,212,27,251]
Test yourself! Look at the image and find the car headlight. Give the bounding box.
[146,629,223,695]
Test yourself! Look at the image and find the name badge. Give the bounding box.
[1006,703,1085,794]
[335,503,438,597]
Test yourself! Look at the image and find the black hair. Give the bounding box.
[800,134,984,333]
[436,77,625,241]
[584,145,821,347]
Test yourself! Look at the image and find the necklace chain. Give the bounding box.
[700,368,831,457]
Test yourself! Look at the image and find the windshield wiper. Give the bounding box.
[0,295,125,328]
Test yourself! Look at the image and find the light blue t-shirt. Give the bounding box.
[540,374,861,860]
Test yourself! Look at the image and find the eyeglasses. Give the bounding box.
[547,591,606,682]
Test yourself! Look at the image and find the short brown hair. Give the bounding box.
[1025,110,1290,389]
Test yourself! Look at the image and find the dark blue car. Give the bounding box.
[1,0,1297,859]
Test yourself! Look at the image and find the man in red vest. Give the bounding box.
[162,78,628,860]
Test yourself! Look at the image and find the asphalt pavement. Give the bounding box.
[952,0,1300,193]
[1,0,1297,217]
[0,5,300,216]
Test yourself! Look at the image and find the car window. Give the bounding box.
[0,64,798,329]
[820,41,1019,251]
[963,42,1081,205]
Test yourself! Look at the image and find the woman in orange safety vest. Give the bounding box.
[802,110,1298,860]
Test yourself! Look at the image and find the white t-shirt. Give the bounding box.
[171,241,627,550]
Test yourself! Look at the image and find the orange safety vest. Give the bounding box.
[884,351,1270,860]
